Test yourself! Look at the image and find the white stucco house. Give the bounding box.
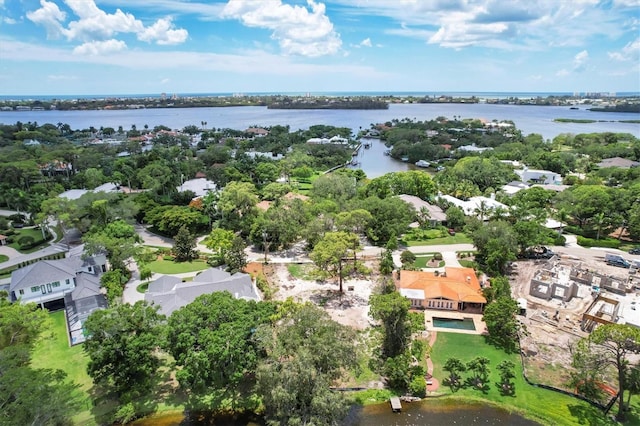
[438,194,508,219]
[515,167,562,185]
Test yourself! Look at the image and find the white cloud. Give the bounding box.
[573,50,588,71]
[73,39,127,56]
[26,0,189,48]
[161,78,170,84]
[48,74,77,80]
[138,18,188,45]
[62,0,144,41]
[0,38,388,80]
[3,17,16,24]
[26,0,66,39]
[608,38,640,61]
[360,37,372,47]
[556,49,589,76]
[331,0,636,51]
[222,0,341,56]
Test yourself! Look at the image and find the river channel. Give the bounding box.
[131,398,541,426]
[1,103,638,142]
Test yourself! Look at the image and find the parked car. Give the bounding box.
[605,253,630,268]
[524,246,555,259]
[629,247,640,255]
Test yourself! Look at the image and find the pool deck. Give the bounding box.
[424,310,487,335]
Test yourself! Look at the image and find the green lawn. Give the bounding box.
[30,311,97,424]
[405,233,473,246]
[8,227,53,253]
[147,258,210,274]
[414,254,445,269]
[430,332,618,426]
[0,254,7,263]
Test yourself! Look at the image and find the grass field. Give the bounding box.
[7,227,52,253]
[147,258,210,274]
[405,233,472,246]
[414,254,445,269]
[30,310,97,424]
[430,332,618,426]
[0,254,7,263]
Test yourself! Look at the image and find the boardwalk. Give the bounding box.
[389,396,402,412]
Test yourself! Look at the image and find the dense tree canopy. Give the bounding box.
[165,292,276,396]
[83,302,165,398]
[255,303,357,426]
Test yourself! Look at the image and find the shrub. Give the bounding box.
[409,312,425,333]
[433,253,443,261]
[17,235,35,249]
[552,233,566,246]
[163,255,175,261]
[409,375,426,397]
[256,273,275,300]
[400,250,416,265]
[577,236,620,249]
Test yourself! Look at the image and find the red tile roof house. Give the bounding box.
[395,267,487,313]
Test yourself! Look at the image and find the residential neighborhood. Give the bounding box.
[1,114,639,426]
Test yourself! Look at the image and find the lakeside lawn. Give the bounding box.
[430,332,618,426]
[30,310,97,425]
[405,233,472,247]
[147,258,210,274]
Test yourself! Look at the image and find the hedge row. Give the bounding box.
[576,236,621,249]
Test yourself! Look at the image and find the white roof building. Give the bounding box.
[515,167,562,185]
[438,194,508,219]
[177,178,217,198]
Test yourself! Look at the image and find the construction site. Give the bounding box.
[511,252,640,396]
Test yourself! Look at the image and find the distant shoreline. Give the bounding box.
[1,91,639,102]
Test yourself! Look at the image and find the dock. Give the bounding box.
[389,396,402,412]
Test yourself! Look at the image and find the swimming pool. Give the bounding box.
[433,317,476,331]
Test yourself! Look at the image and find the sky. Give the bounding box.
[0,0,639,96]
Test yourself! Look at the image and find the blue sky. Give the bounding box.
[0,0,639,96]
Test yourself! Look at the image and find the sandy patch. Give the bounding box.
[268,262,378,329]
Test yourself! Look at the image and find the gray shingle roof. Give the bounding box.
[145,268,260,317]
[10,260,77,292]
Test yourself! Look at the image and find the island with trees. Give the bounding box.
[0,115,639,425]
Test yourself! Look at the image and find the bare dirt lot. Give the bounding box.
[265,261,380,329]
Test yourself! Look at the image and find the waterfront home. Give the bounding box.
[396,267,486,312]
[145,267,261,317]
[397,194,446,226]
[245,127,269,137]
[306,135,349,145]
[438,194,508,220]
[9,246,107,308]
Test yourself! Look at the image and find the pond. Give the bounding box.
[131,399,540,426]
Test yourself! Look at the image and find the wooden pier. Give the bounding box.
[389,396,402,412]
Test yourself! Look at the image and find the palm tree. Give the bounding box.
[474,200,490,221]
[443,357,466,392]
[593,212,607,240]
